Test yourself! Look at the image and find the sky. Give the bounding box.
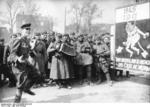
[35,0,70,33]
[0,0,136,33]
[35,0,135,33]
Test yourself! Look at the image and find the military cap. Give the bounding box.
[42,31,48,35]
[51,31,55,36]
[63,33,69,37]
[56,33,62,38]
[78,34,84,38]
[95,36,101,40]
[101,33,111,40]
[71,32,75,36]
[21,23,31,29]
[34,32,41,36]
[102,35,110,40]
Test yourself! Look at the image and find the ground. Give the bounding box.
[0,74,150,103]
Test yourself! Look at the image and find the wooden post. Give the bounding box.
[64,7,67,34]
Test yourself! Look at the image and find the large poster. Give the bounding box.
[115,2,150,72]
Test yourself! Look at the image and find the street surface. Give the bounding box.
[0,75,150,103]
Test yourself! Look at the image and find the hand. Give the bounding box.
[143,32,149,39]
[145,32,149,37]
[55,53,61,59]
[17,56,25,63]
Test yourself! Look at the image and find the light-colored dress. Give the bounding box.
[47,42,74,80]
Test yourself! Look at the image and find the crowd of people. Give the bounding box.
[0,23,119,103]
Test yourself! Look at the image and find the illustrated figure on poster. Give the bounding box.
[147,44,150,49]
[122,21,149,58]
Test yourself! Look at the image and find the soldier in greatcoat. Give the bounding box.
[8,23,40,103]
[33,33,48,87]
[74,34,93,85]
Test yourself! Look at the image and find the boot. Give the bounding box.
[14,95,21,103]
[96,79,102,84]
[105,73,113,86]
[96,72,103,84]
[8,82,16,87]
[24,90,35,95]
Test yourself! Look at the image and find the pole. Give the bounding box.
[64,7,67,34]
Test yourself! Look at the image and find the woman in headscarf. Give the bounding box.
[47,33,74,89]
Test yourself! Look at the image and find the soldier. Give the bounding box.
[8,23,40,103]
[33,33,48,87]
[40,32,50,80]
[41,32,49,49]
[0,38,17,87]
[87,34,94,47]
[75,34,93,85]
[0,39,7,87]
[93,37,104,83]
[69,32,76,45]
[74,34,84,83]
[93,34,113,86]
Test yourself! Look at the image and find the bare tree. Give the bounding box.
[68,0,103,33]
[46,11,57,32]
[82,0,103,33]
[69,2,85,33]
[22,0,39,15]
[48,17,55,31]
[5,0,23,34]
[43,10,57,32]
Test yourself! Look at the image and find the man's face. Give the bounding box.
[78,36,83,42]
[34,36,40,40]
[62,36,68,42]
[41,34,45,40]
[51,35,55,41]
[95,40,100,45]
[22,28,31,36]
[55,36,61,42]
[45,35,48,40]
[104,37,109,44]
[69,34,73,39]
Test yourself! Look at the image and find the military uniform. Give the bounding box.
[74,36,93,84]
[9,23,40,103]
[9,36,39,90]
[0,39,6,86]
[93,39,112,84]
[0,39,17,87]
[94,43,110,71]
[34,39,48,83]
[94,36,112,85]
